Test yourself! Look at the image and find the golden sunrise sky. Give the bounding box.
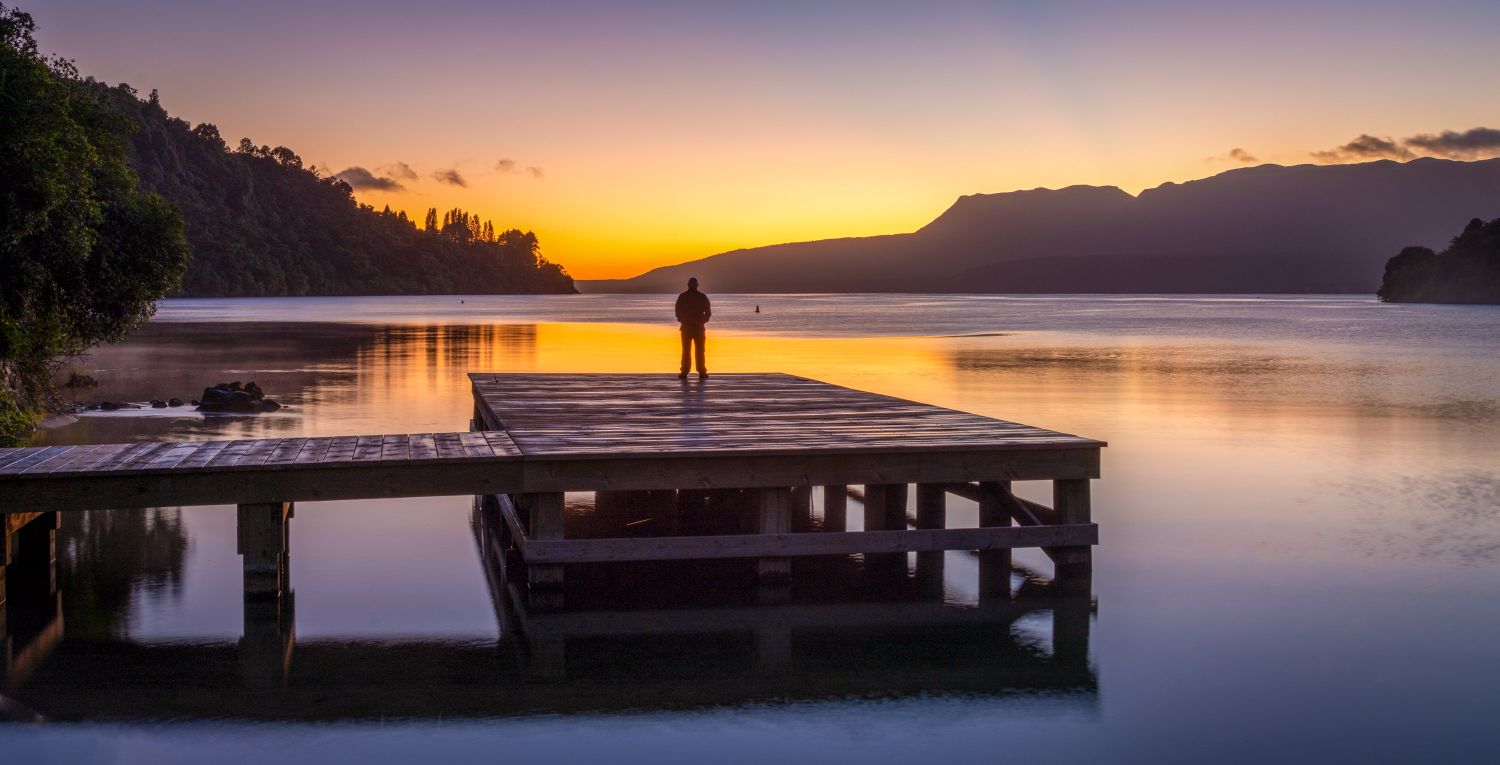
[33,0,1500,279]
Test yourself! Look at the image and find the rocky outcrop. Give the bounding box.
[196,381,281,413]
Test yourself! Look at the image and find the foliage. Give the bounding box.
[1378,217,1500,304]
[97,87,576,297]
[0,4,189,444]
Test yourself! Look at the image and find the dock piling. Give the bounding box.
[757,487,792,586]
[977,482,1013,600]
[237,502,292,599]
[1050,479,1093,593]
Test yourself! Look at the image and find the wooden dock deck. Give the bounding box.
[471,373,1103,603]
[1,372,1103,614]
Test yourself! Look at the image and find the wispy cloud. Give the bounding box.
[336,166,405,191]
[432,168,468,187]
[382,161,418,181]
[1310,127,1500,164]
[1310,134,1414,163]
[1208,147,1259,164]
[1403,127,1500,159]
[495,158,543,179]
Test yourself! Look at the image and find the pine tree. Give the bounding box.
[424,207,438,231]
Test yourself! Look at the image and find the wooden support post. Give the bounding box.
[526,492,566,604]
[790,486,813,532]
[757,487,792,586]
[1051,479,1093,594]
[863,484,907,531]
[915,484,947,594]
[863,483,908,578]
[977,481,1012,601]
[821,485,847,532]
[237,502,292,600]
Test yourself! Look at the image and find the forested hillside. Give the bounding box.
[95,83,575,296]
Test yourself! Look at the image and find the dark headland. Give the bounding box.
[1379,216,1500,304]
[583,157,1500,295]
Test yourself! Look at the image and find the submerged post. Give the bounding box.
[863,483,908,577]
[915,484,947,592]
[977,482,1012,600]
[1051,479,1093,594]
[821,485,847,532]
[526,492,566,606]
[237,502,293,599]
[757,487,792,586]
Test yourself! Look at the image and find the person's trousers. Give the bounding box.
[680,326,706,374]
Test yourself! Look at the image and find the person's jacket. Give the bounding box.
[675,289,712,329]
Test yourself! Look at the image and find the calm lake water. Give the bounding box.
[5,294,1500,763]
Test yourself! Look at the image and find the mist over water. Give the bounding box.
[8,294,1500,763]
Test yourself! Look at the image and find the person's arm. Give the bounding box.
[702,295,712,323]
[674,294,686,323]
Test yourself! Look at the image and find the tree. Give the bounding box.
[0,4,189,444]
[424,207,438,232]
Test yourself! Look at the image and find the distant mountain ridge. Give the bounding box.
[584,158,1500,294]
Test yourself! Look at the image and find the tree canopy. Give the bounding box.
[1,4,188,443]
[101,86,576,297]
[1378,217,1500,304]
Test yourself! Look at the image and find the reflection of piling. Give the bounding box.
[236,502,296,687]
[2,512,62,686]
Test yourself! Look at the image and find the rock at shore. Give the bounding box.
[196,381,282,414]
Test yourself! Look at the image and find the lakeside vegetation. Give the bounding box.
[1,5,188,444]
[0,4,574,444]
[1378,217,1500,304]
[107,85,575,297]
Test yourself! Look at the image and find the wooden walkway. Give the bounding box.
[0,372,1104,608]
[471,373,1103,602]
[0,432,521,511]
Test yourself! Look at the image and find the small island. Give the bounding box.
[1378,217,1500,304]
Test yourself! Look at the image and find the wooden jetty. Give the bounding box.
[1,372,1103,615]
[471,373,1101,603]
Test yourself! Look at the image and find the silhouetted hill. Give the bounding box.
[1378,217,1500,304]
[95,83,575,296]
[585,158,1500,294]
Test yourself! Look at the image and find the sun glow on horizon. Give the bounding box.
[30,0,1500,280]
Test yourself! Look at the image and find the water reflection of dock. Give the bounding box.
[0,503,1096,721]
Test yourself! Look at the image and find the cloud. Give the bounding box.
[1208,147,1259,164]
[1310,134,1414,163]
[432,168,467,187]
[335,166,405,191]
[525,166,544,179]
[1403,127,1500,159]
[495,158,517,172]
[381,161,418,181]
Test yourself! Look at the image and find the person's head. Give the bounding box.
[687,277,699,290]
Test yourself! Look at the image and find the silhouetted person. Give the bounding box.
[675,277,711,379]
